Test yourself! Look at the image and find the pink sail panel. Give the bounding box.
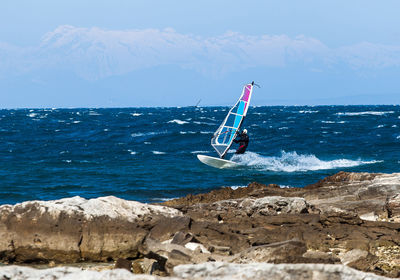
[241,84,252,102]
[240,84,252,113]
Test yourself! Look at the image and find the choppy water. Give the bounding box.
[1,106,399,204]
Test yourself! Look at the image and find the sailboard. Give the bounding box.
[197,82,256,169]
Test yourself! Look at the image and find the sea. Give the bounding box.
[1,105,399,205]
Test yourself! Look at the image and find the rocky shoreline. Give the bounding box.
[0,171,399,279]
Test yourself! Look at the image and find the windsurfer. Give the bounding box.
[234,129,249,154]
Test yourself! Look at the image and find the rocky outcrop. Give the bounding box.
[1,172,400,278]
[0,263,392,280]
[0,196,182,263]
[163,172,400,277]
[173,262,392,280]
[0,265,175,280]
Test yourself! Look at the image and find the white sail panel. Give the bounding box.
[211,83,254,158]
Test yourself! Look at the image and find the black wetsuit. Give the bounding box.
[234,132,249,154]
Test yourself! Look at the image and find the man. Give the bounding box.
[233,129,249,154]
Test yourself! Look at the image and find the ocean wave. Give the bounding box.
[151,197,177,202]
[168,119,189,125]
[193,121,215,126]
[191,150,209,154]
[127,149,136,155]
[230,185,247,190]
[131,131,164,138]
[336,111,394,116]
[230,151,382,172]
[89,111,101,116]
[180,131,196,134]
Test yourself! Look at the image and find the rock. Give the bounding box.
[184,242,210,254]
[148,217,191,242]
[208,245,232,256]
[132,258,164,275]
[387,194,400,222]
[173,262,392,280]
[0,265,175,280]
[171,232,193,246]
[114,258,132,272]
[140,238,211,274]
[2,172,400,278]
[339,249,369,265]
[302,250,340,263]
[232,240,307,264]
[0,196,182,263]
[239,196,310,216]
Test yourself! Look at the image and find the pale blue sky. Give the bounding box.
[1,1,400,107]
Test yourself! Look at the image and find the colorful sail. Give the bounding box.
[211,82,254,158]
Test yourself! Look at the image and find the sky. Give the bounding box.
[1,0,400,108]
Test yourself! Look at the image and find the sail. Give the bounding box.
[211,83,254,158]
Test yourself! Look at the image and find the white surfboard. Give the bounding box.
[197,154,241,169]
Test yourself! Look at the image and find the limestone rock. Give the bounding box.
[0,265,176,280]
[232,240,307,264]
[173,262,392,280]
[0,196,182,263]
[387,194,400,222]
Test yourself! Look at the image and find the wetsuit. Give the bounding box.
[233,132,249,154]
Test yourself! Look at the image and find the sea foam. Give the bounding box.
[336,111,394,116]
[168,119,188,125]
[230,151,381,172]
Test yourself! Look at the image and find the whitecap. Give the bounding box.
[191,150,208,154]
[200,131,213,134]
[131,132,162,137]
[279,185,293,189]
[63,160,72,163]
[168,119,189,125]
[152,151,166,155]
[377,125,385,128]
[180,131,196,134]
[131,113,142,117]
[392,125,398,128]
[336,111,394,116]
[89,111,101,116]
[298,110,318,114]
[127,149,136,155]
[230,151,382,172]
[193,121,215,126]
[73,121,81,124]
[278,127,289,130]
[144,142,151,145]
[230,185,247,190]
[27,113,37,118]
[151,197,177,202]
[321,121,335,124]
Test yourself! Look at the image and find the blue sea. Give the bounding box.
[1,106,399,204]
